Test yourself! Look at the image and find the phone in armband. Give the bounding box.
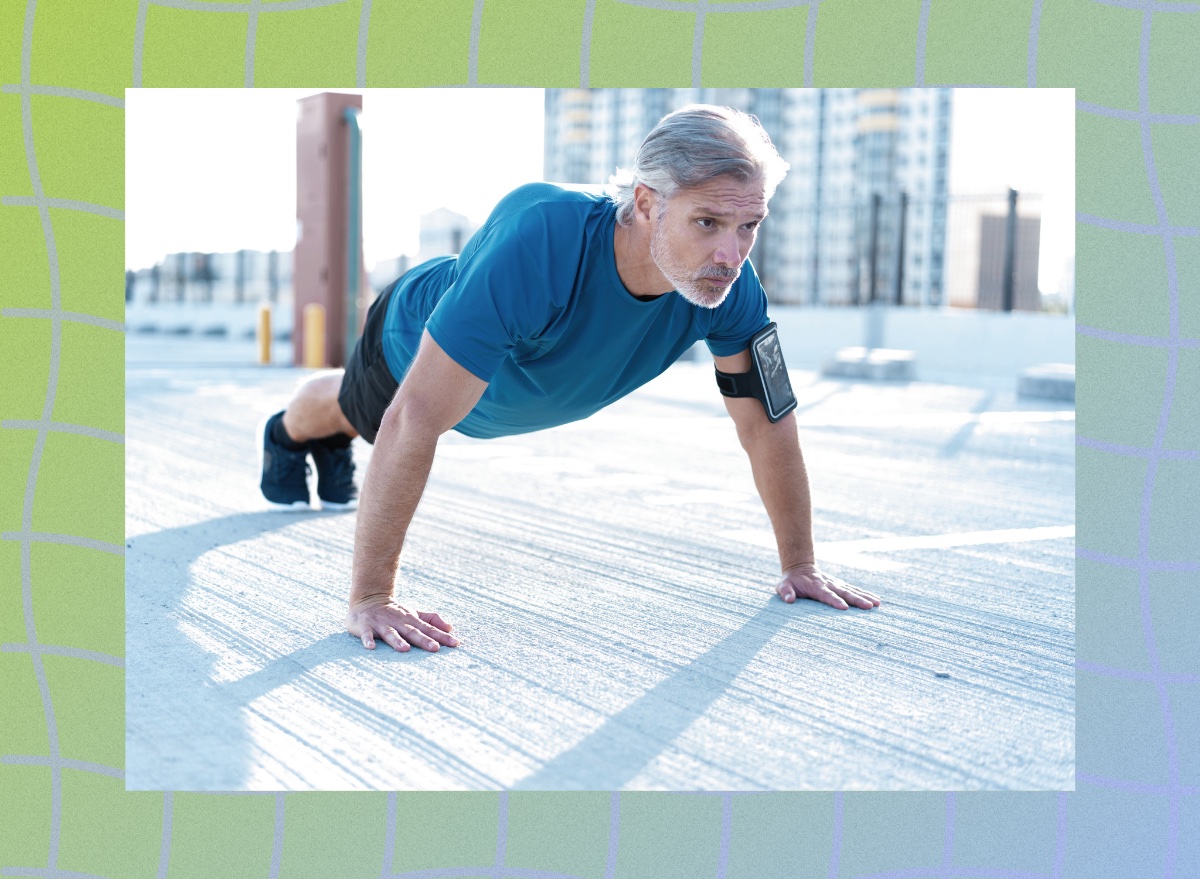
[713,322,797,423]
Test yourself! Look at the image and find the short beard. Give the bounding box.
[650,216,738,310]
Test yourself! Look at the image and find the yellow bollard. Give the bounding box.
[303,303,326,368]
[257,303,272,365]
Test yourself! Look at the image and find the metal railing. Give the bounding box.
[126,190,1063,317]
[756,190,1050,312]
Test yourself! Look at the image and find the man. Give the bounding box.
[259,105,881,653]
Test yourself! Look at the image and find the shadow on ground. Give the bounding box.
[129,510,798,790]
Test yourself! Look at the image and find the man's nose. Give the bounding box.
[712,231,741,267]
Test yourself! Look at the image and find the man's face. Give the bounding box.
[649,175,768,309]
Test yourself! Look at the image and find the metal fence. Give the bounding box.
[755,190,1049,312]
[127,190,1060,315]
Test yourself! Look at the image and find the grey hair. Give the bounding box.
[608,104,789,226]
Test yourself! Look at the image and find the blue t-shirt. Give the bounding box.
[381,183,770,439]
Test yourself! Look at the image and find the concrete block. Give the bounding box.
[822,347,917,381]
[1018,363,1075,402]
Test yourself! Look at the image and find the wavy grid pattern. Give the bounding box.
[0,0,1196,876]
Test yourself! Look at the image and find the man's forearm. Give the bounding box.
[348,412,439,609]
[742,416,816,571]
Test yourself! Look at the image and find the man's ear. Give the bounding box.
[633,183,658,226]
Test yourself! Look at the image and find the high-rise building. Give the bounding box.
[543,88,952,307]
[544,89,673,188]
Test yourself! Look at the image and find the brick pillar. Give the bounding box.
[294,92,364,367]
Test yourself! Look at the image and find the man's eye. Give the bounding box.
[697,218,714,228]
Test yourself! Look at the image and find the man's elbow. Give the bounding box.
[378,392,447,447]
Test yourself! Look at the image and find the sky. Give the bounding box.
[125,88,1073,292]
[947,88,1074,297]
[125,89,545,272]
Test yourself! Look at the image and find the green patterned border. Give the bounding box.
[2,0,1197,876]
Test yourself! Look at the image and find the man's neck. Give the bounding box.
[613,221,671,299]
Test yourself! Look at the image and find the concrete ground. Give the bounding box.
[126,335,1074,791]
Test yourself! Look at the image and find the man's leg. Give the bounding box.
[262,277,399,510]
[281,370,358,443]
[261,371,361,511]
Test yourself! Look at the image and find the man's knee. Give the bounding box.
[296,370,347,400]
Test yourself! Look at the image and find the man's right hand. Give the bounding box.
[346,597,460,652]
[345,331,484,654]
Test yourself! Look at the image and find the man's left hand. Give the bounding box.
[776,563,881,610]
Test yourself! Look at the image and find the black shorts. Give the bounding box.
[338,277,403,444]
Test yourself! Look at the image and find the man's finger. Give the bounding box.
[418,611,454,632]
[381,626,411,652]
[398,624,439,652]
[819,586,850,610]
[415,619,459,647]
[776,581,796,603]
[830,585,871,609]
[837,585,880,608]
[361,631,376,650]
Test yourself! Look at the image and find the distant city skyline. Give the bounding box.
[127,88,1072,300]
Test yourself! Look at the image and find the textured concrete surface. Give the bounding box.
[126,336,1074,791]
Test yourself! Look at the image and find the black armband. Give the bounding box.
[714,322,797,423]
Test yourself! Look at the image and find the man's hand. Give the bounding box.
[346,597,460,652]
[776,563,881,610]
[346,332,484,653]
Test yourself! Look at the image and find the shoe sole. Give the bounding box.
[267,499,314,512]
[258,412,312,511]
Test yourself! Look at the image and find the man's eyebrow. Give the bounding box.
[691,204,769,221]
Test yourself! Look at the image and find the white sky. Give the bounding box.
[126,88,1073,291]
[948,88,1074,296]
[125,89,546,271]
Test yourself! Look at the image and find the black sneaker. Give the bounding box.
[310,438,357,510]
[259,411,311,511]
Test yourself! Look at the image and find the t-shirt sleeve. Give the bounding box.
[704,260,771,357]
[424,212,560,383]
